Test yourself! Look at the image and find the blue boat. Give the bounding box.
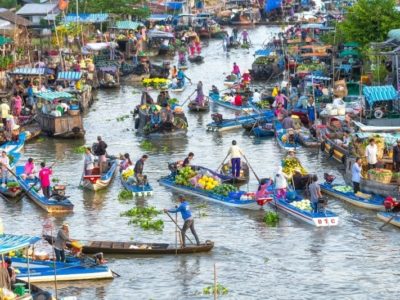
[268,193,339,227]
[274,120,301,150]
[82,157,118,191]
[14,166,74,213]
[377,212,400,228]
[121,176,153,197]
[0,152,22,198]
[159,174,262,210]
[209,91,254,112]
[207,111,273,132]
[251,123,274,137]
[0,132,27,154]
[320,183,385,211]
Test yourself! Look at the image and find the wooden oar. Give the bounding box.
[165,211,194,244]
[180,89,197,107]
[242,153,260,183]
[215,153,229,172]
[379,214,397,230]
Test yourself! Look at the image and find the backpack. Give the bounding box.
[92,143,101,156]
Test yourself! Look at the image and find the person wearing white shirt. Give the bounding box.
[252,89,261,103]
[227,140,243,177]
[365,138,378,169]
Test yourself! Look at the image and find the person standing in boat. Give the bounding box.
[227,140,243,178]
[241,29,249,45]
[232,28,238,42]
[95,136,108,174]
[0,99,10,129]
[309,175,322,213]
[0,151,9,187]
[134,155,148,185]
[365,138,378,170]
[39,162,52,199]
[84,147,95,175]
[232,62,241,79]
[11,92,22,118]
[393,139,400,172]
[274,166,289,200]
[352,157,362,194]
[182,152,194,167]
[164,195,200,247]
[54,223,70,262]
[195,81,205,106]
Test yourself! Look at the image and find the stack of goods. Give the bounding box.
[291,199,312,211]
[211,184,237,196]
[282,157,308,177]
[142,78,169,89]
[174,166,197,186]
[296,63,324,72]
[368,168,392,184]
[121,168,134,181]
[332,185,353,193]
[253,56,275,65]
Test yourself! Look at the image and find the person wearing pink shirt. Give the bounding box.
[232,62,241,78]
[12,92,22,117]
[22,158,36,180]
[39,162,52,198]
[274,91,288,108]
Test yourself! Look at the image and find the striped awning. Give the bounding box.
[0,234,40,255]
[363,85,397,105]
[305,75,331,81]
[10,68,45,75]
[113,21,143,30]
[57,71,82,81]
[36,91,73,101]
[64,13,109,23]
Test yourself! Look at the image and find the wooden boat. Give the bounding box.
[14,166,74,213]
[268,193,339,227]
[188,55,204,63]
[0,132,27,153]
[377,212,400,228]
[275,128,302,151]
[97,64,121,89]
[13,256,113,282]
[169,82,187,93]
[298,129,320,148]
[320,183,385,211]
[82,157,118,191]
[43,235,213,255]
[159,174,263,210]
[0,180,22,198]
[188,98,210,112]
[36,91,85,138]
[320,137,349,164]
[121,176,153,197]
[220,161,250,184]
[208,91,254,112]
[251,123,274,137]
[207,111,273,132]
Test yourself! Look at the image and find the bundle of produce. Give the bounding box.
[291,199,312,211]
[211,184,236,196]
[142,78,169,89]
[253,56,275,65]
[368,168,392,184]
[296,63,324,72]
[282,157,307,177]
[332,185,353,193]
[254,99,270,109]
[122,168,135,181]
[225,74,237,81]
[175,166,197,186]
[197,175,220,190]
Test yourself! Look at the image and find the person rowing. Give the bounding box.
[195,81,205,106]
[226,140,244,178]
[177,68,190,88]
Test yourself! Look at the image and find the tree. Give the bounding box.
[0,0,17,9]
[338,0,400,47]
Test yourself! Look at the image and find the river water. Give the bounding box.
[1,25,400,300]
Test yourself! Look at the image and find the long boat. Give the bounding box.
[268,195,339,227]
[15,166,74,213]
[0,132,27,153]
[320,183,385,211]
[121,176,153,197]
[321,137,349,164]
[275,128,302,151]
[377,212,400,228]
[188,98,210,112]
[81,157,118,191]
[43,235,213,255]
[251,123,274,137]
[353,121,400,133]
[220,161,250,184]
[158,174,262,210]
[209,91,254,112]
[207,111,273,132]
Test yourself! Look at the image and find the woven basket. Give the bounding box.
[368,169,392,184]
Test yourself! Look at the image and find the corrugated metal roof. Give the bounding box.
[57,71,82,81]
[17,3,58,15]
[114,20,143,30]
[0,234,40,255]
[0,10,33,26]
[36,91,73,101]
[64,13,109,23]
[10,68,45,75]
[363,85,397,105]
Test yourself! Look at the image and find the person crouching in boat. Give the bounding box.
[83,147,95,175]
[22,157,36,180]
[384,196,399,212]
[134,155,148,186]
[164,195,200,247]
[150,108,162,129]
[54,223,70,262]
[226,140,244,178]
[160,104,174,127]
[195,81,205,106]
[177,68,189,88]
[0,151,9,187]
[274,166,289,200]
[39,162,52,199]
[120,153,133,172]
[232,62,241,79]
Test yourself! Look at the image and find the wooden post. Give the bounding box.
[214,263,217,300]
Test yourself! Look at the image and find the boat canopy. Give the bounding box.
[305,75,331,81]
[10,68,45,76]
[148,30,174,39]
[111,21,144,30]
[36,91,73,101]
[148,14,173,22]
[57,71,82,81]
[64,13,109,24]
[0,234,40,255]
[353,121,400,134]
[0,35,12,46]
[84,42,118,51]
[362,85,397,105]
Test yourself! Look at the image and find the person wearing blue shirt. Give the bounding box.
[352,157,362,193]
[164,195,200,247]
[150,110,161,128]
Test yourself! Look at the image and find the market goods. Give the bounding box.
[211,184,236,196]
[142,78,169,89]
[282,157,308,177]
[174,166,197,186]
[254,56,275,65]
[263,211,279,225]
[291,199,312,211]
[332,185,353,193]
[122,168,134,181]
[296,63,324,72]
[368,168,392,184]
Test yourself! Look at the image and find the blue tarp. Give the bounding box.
[0,234,40,255]
[254,49,272,56]
[36,91,73,101]
[57,71,82,81]
[64,13,109,24]
[363,85,397,105]
[301,0,310,6]
[265,0,282,12]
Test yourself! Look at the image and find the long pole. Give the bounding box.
[242,154,260,183]
[214,263,217,300]
[165,212,194,244]
[175,213,178,254]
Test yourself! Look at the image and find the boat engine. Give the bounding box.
[51,185,67,201]
[324,173,336,184]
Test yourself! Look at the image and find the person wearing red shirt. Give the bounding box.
[39,162,52,198]
[234,93,242,106]
[242,71,251,86]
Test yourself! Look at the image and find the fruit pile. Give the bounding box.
[282,157,308,177]
[197,175,219,190]
[291,199,312,211]
[122,168,134,181]
[174,166,197,186]
[332,185,353,193]
[211,184,236,196]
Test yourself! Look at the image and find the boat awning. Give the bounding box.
[254,49,272,56]
[64,13,109,23]
[0,35,12,46]
[0,234,40,255]
[305,75,331,81]
[362,85,397,105]
[84,42,118,51]
[36,91,73,101]
[148,14,173,21]
[147,30,174,39]
[9,68,45,75]
[353,121,400,133]
[57,71,82,81]
[111,21,144,30]
[339,49,360,58]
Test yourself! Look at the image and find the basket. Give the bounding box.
[368,169,392,184]
[68,109,80,116]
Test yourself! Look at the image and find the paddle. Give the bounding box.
[180,89,197,107]
[165,211,194,245]
[215,153,229,173]
[242,153,260,183]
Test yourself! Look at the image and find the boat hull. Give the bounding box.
[377,212,400,228]
[121,176,153,197]
[82,159,118,191]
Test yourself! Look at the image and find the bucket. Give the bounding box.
[13,283,26,296]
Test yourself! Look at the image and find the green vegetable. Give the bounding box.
[211,184,236,196]
[73,146,86,154]
[118,189,133,201]
[52,178,60,183]
[139,140,156,151]
[6,182,19,188]
[263,211,279,226]
[203,284,229,295]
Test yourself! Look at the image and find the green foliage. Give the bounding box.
[118,189,133,201]
[139,140,156,151]
[0,0,17,9]
[203,284,229,295]
[371,63,388,84]
[263,211,279,226]
[73,145,86,154]
[121,206,164,231]
[337,0,400,47]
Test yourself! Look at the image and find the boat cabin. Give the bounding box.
[36,91,85,138]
